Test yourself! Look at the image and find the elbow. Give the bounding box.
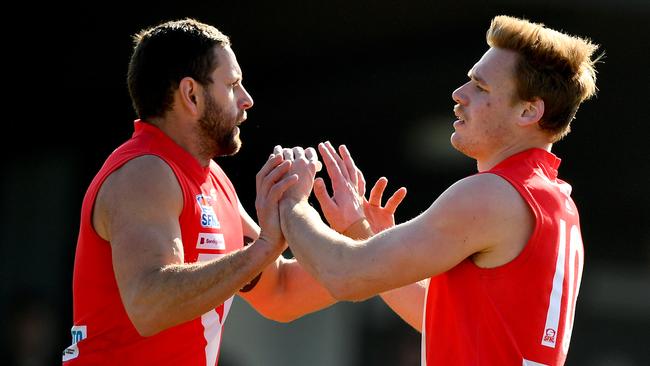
[133,322,160,338]
[124,300,165,337]
[255,303,303,323]
[120,270,176,337]
[323,275,370,302]
[129,310,163,337]
[327,286,365,302]
[268,312,301,323]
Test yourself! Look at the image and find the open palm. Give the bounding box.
[313,142,406,235]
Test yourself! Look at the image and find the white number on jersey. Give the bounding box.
[540,219,584,355]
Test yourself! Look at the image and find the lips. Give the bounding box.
[236,112,247,125]
[453,105,465,121]
[452,106,466,129]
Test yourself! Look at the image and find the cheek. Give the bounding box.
[469,100,491,121]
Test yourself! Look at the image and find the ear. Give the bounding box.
[517,98,545,127]
[178,77,201,117]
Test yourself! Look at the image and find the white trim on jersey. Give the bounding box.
[198,253,234,366]
[202,309,222,366]
[541,220,567,348]
[421,279,430,366]
[523,358,549,366]
[562,225,584,355]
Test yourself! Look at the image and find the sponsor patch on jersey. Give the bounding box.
[542,327,557,346]
[197,232,226,250]
[62,325,87,361]
[196,194,220,228]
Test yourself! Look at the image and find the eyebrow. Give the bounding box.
[229,71,243,83]
[467,69,488,86]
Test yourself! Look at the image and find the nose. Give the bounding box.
[452,83,469,105]
[238,85,254,110]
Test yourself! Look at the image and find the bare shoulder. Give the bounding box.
[94,155,183,240]
[421,173,533,267]
[446,173,535,268]
[435,173,527,214]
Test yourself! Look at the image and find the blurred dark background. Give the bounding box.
[3,0,649,365]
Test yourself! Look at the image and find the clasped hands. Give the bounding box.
[254,140,407,248]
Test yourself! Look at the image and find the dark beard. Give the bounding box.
[197,94,242,158]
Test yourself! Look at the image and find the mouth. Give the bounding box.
[453,106,465,121]
[453,106,466,125]
[237,112,247,126]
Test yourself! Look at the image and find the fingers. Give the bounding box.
[384,187,407,213]
[280,146,322,172]
[266,174,299,202]
[339,144,359,190]
[323,141,350,181]
[273,145,283,156]
[256,153,286,192]
[313,177,337,213]
[368,177,388,207]
[356,168,367,198]
[367,177,407,213]
[318,142,346,188]
[259,160,293,196]
[305,147,322,172]
[282,147,295,161]
[291,147,308,169]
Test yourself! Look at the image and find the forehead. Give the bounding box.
[471,47,518,86]
[212,46,242,78]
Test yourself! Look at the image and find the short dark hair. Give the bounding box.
[127,18,230,120]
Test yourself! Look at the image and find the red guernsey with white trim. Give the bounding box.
[422,148,584,366]
[63,121,243,365]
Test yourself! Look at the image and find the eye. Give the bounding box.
[475,83,487,92]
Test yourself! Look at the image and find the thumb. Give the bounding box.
[313,177,330,201]
[313,178,337,213]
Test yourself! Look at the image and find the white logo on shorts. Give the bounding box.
[62,325,87,361]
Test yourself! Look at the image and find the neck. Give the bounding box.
[147,116,212,168]
[476,141,552,172]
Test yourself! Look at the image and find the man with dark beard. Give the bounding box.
[63,18,369,365]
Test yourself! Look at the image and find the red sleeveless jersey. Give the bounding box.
[63,121,243,365]
[422,148,584,366]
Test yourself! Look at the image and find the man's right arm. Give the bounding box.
[340,217,426,332]
[312,142,424,331]
[93,155,293,336]
[277,146,533,302]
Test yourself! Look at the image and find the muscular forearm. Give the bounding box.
[241,256,337,322]
[279,200,376,301]
[246,217,371,321]
[338,215,424,331]
[123,239,282,336]
[280,198,430,302]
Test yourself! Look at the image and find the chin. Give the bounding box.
[450,134,473,158]
[222,138,242,157]
[450,132,462,150]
